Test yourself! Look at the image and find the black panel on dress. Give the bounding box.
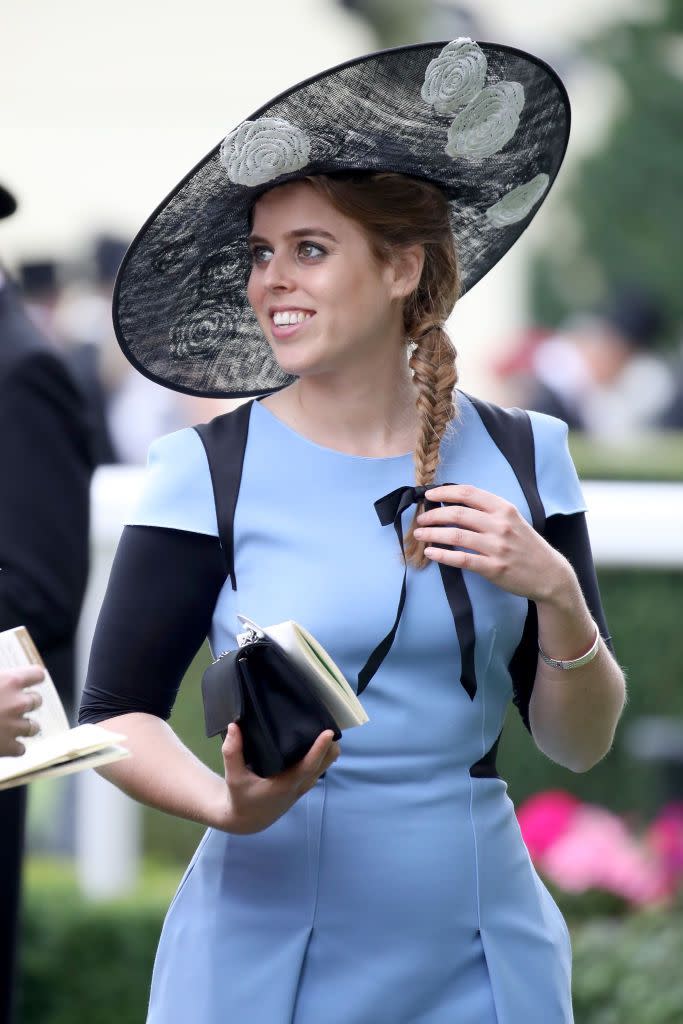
[469,731,503,779]
[194,399,253,589]
[78,526,225,724]
[463,393,545,532]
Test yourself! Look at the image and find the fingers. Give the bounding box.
[414,526,493,554]
[15,666,45,688]
[425,484,502,513]
[305,729,337,766]
[222,723,340,794]
[423,545,488,575]
[16,715,41,738]
[317,738,341,775]
[292,732,340,794]
[0,666,45,696]
[280,730,338,788]
[23,690,42,713]
[0,669,43,747]
[416,505,488,531]
[222,722,247,775]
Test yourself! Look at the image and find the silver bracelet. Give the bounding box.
[538,622,601,671]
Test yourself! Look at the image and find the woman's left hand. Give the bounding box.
[413,484,572,604]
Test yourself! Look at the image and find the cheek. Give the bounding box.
[246,271,262,313]
[324,264,378,315]
[344,271,389,323]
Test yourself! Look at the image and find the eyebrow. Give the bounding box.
[248,227,339,245]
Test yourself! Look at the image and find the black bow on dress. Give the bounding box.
[357,484,477,700]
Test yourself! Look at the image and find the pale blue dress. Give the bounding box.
[130,393,585,1023]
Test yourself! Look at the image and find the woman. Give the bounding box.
[80,39,626,1022]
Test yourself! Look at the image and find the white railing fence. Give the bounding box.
[74,468,683,899]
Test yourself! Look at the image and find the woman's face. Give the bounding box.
[246,181,411,381]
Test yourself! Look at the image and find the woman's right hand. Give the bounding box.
[220,723,340,834]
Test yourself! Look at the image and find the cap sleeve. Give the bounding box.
[528,411,586,518]
[126,427,218,536]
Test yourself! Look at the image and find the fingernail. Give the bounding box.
[414,528,423,537]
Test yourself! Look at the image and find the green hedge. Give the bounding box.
[18,860,178,1024]
[572,908,683,1023]
[18,860,683,1024]
[569,433,683,482]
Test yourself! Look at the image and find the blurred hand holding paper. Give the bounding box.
[0,626,129,789]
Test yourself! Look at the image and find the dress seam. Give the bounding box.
[309,777,327,926]
[468,778,482,933]
[470,647,502,1024]
[290,783,327,1024]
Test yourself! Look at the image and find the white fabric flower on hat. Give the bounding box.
[485,173,550,227]
[421,37,488,115]
[446,81,525,162]
[220,117,311,187]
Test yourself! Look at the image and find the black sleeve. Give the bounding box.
[510,511,614,732]
[78,525,226,725]
[0,350,93,702]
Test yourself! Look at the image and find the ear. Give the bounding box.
[387,244,425,300]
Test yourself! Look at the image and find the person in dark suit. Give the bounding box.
[0,181,94,1024]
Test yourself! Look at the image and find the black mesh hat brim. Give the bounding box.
[0,184,17,220]
[114,40,570,398]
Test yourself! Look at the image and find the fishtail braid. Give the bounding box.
[403,324,458,568]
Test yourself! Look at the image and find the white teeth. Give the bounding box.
[272,310,311,326]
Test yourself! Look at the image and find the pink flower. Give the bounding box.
[516,790,581,859]
[540,806,668,906]
[646,802,683,892]
[516,791,675,906]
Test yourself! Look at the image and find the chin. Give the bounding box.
[273,359,322,381]
[269,345,329,380]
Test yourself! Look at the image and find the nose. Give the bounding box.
[263,250,295,292]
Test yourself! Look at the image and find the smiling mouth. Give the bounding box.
[271,310,314,327]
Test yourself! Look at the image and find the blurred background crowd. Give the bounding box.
[2,0,683,1022]
[6,236,231,466]
[9,231,683,470]
[3,0,683,464]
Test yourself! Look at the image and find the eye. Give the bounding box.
[249,245,273,266]
[298,241,326,260]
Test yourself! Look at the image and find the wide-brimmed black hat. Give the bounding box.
[0,183,18,220]
[114,38,570,398]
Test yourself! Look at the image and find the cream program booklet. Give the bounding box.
[236,614,369,731]
[0,626,129,790]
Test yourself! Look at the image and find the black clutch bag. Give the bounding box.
[202,632,341,779]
